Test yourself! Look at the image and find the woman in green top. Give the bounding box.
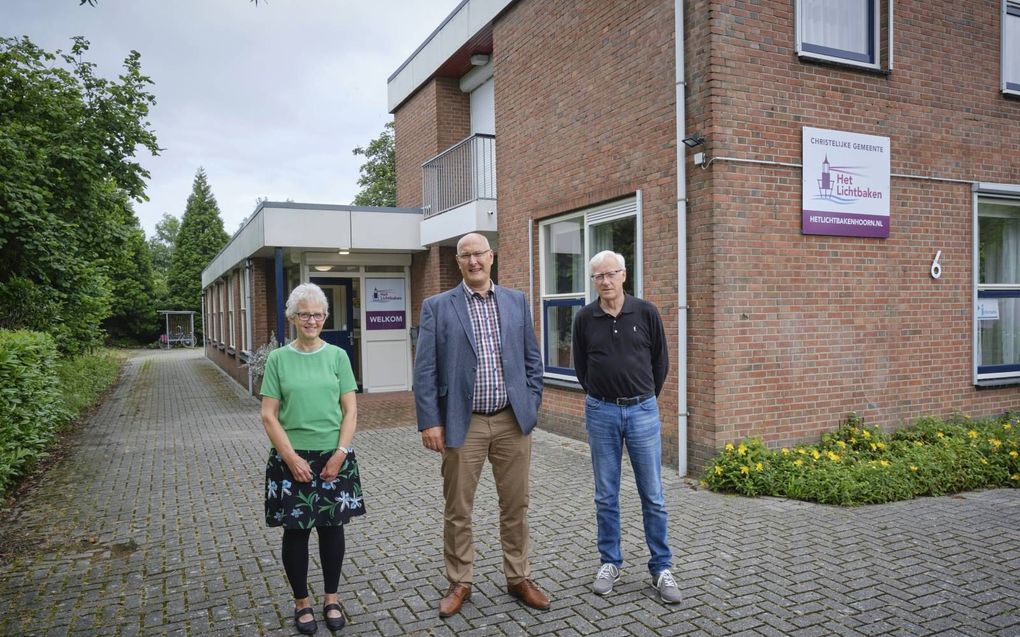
[261,283,364,634]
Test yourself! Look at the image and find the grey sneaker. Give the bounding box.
[592,563,620,595]
[653,569,682,604]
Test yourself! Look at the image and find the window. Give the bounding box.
[218,281,226,345]
[1005,1,1020,94]
[976,190,1020,384]
[227,272,236,349]
[239,269,249,352]
[797,0,881,68]
[539,196,640,379]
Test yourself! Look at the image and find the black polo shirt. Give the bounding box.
[572,294,669,401]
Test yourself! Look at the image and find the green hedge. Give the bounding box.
[701,413,1020,506]
[0,330,71,494]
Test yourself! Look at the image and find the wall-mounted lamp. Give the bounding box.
[337,249,350,255]
[681,133,705,148]
[470,54,490,66]
[313,265,332,272]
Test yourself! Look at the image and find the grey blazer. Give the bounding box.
[413,283,544,448]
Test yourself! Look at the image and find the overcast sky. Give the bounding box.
[3,0,458,237]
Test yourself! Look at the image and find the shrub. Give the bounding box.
[0,330,123,497]
[0,330,70,494]
[702,412,1020,506]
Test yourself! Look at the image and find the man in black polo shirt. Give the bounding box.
[571,250,680,604]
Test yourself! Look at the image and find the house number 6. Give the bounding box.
[930,250,942,280]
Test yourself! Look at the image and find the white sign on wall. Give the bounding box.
[365,278,406,330]
[802,127,891,238]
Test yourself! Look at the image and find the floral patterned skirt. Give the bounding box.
[264,449,366,529]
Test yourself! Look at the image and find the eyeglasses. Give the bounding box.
[590,269,624,282]
[296,312,326,323]
[456,249,491,261]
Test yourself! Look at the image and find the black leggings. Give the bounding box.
[281,526,345,599]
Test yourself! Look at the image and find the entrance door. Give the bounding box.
[311,277,358,382]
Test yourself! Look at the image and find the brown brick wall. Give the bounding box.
[394,78,471,209]
[689,0,1020,463]
[393,0,1020,475]
[494,0,681,465]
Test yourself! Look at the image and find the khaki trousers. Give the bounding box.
[441,408,532,585]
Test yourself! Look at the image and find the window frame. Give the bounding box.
[974,184,1020,385]
[795,0,884,70]
[537,194,642,382]
[227,272,236,349]
[1004,1,1020,95]
[239,267,249,354]
[218,281,226,346]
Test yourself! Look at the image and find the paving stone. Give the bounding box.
[0,349,1017,636]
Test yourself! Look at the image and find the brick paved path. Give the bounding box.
[0,349,1017,636]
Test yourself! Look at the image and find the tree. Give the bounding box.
[168,169,228,335]
[102,195,158,343]
[148,212,179,306]
[352,121,396,207]
[0,36,159,354]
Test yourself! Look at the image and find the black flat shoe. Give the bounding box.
[294,606,317,635]
[323,602,347,631]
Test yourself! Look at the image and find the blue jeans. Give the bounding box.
[585,394,672,576]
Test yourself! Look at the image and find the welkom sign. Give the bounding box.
[802,127,891,238]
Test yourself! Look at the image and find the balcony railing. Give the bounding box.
[421,133,496,219]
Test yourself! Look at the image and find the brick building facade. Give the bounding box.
[389,0,1020,474]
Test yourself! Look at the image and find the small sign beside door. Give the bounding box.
[365,278,406,330]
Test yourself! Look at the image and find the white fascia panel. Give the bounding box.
[387,0,514,112]
[263,207,352,249]
[420,199,498,246]
[440,7,471,53]
[467,0,504,33]
[201,213,265,288]
[351,211,423,250]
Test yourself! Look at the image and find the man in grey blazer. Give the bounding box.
[413,232,549,618]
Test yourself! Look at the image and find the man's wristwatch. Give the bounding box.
[337,446,354,455]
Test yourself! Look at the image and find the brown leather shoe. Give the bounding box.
[507,579,551,610]
[438,583,471,618]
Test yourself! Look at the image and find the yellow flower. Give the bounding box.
[936,432,945,438]
[737,444,748,456]
[870,443,877,451]
[980,458,988,465]
[878,460,890,467]
[968,430,978,439]
[914,441,924,447]
[964,414,971,420]
[781,448,790,455]
[797,448,807,455]
[1012,474,1020,482]
[850,437,858,444]
[826,451,841,462]
[1010,451,1018,459]
[811,450,821,460]
[990,438,1002,448]
[793,459,804,467]
[1004,423,1013,431]
[910,465,918,472]
[755,462,764,472]
[725,443,735,452]
[862,430,872,439]
[740,465,750,475]
[836,440,847,449]
[714,465,723,475]
[876,442,886,450]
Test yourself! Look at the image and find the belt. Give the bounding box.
[473,405,509,416]
[593,393,654,406]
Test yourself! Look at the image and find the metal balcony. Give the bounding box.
[421,134,496,219]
